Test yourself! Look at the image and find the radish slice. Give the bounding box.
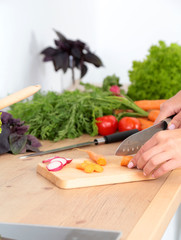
[51,157,67,166]
[65,158,72,164]
[42,156,60,163]
[46,161,63,172]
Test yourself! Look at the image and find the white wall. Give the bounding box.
[1,0,181,98]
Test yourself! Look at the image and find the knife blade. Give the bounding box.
[19,129,139,159]
[115,116,173,156]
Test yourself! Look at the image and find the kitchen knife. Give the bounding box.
[115,116,173,156]
[19,129,139,159]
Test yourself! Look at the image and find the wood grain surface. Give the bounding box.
[37,156,153,189]
[0,135,181,240]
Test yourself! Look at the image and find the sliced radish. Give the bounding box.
[42,156,60,163]
[46,161,63,172]
[65,158,72,164]
[51,157,67,166]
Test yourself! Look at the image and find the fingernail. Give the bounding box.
[128,162,134,168]
[168,123,175,130]
[152,174,155,178]
[143,172,147,176]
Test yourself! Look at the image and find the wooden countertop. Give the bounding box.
[0,135,181,240]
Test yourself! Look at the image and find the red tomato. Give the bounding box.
[96,115,118,136]
[118,117,141,132]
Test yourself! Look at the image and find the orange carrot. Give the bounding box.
[94,164,104,173]
[121,156,133,166]
[76,161,88,170]
[137,118,154,130]
[148,110,160,122]
[76,160,104,173]
[76,148,107,166]
[84,164,95,173]
[134,99,166,111]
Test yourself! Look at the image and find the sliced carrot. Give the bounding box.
[148,110,160,122]
[76,148,107,166]
[76,160,104,173]
[94,164,104,173]
[121,156,133,166]
[96,157,107,166]
[137,117,154,130]
[134,99,166,111]
[84,164,95,173]
[76,162,87,170]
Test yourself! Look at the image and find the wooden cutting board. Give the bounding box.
[37,155,154,189]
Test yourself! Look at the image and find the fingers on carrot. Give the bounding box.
[148,110,160,122]
[121,156,133,166]
[134,100,166,111]
[76,148,107,166]
[76,160,104,173]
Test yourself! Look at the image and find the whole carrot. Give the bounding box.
[148,110,160,122]
[137,118,154,130]
[134,99,166,111]
[76,148,107,166]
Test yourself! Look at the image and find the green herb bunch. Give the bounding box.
[9,85,147,141]
[127,41,181,100]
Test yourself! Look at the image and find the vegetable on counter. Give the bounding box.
[120,156,133,166]
[9,83,148,141]
[137,118,154,130]
[127,41,181,100]
[0,111,41,154]
[43,156,72,172]
[118,117,141,132]
[134,99,166,111]
[96,115,118,136]
[46,161,64,172]
[76,148,107,166]
[102,74,122,92]
[148,110,160,122]
[76,160,104,173]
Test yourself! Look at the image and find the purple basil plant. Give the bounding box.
[0,112,41,155]
[41,30,103,85]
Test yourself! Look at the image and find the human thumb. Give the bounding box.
[168,112,181,130]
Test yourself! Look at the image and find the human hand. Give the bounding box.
[127,129,181,178]
[155,90,181,129]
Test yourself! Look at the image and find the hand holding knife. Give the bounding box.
[115,115,174,156]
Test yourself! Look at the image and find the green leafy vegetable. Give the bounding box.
[127,41,181,100]
[9,88,148,141]
[102,74,122,91]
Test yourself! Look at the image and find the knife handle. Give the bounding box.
[103,129,139,144]
[163,114,176,129]
[0,85,41,109]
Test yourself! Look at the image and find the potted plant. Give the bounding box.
[41,30,103,88]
